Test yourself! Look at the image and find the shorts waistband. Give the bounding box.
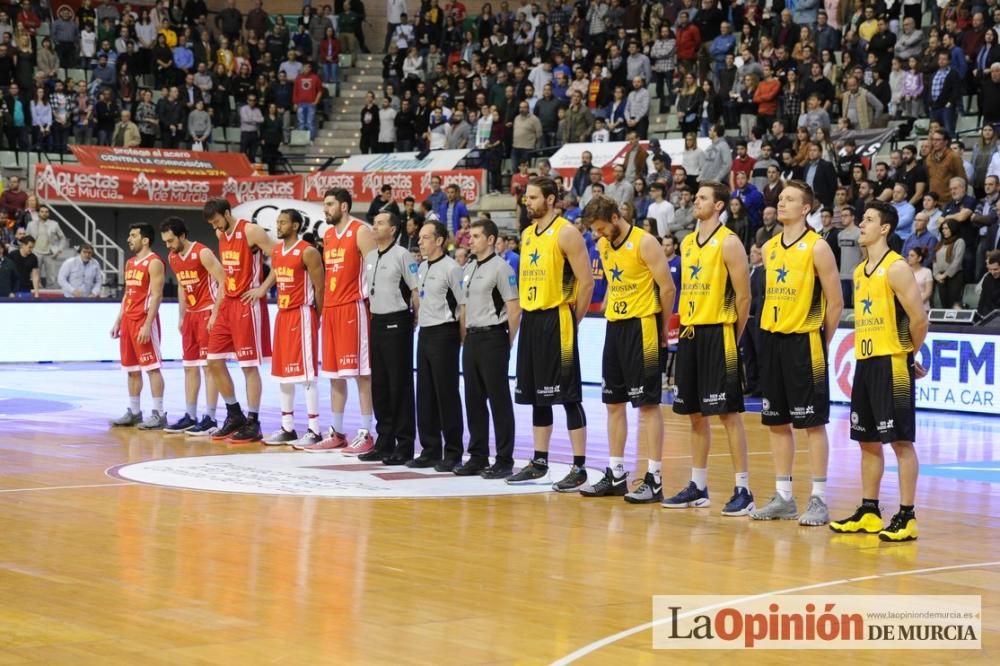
[465,324,508,334]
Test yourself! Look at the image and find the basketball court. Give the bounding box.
[0,360,996,663]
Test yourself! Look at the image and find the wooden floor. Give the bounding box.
[0,362,997,664]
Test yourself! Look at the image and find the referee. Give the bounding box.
[408,220,467,472]
[361,211,420,464]
[458,218,521,479]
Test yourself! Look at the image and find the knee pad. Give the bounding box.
[564,402,587,430]
[532,405,554,427]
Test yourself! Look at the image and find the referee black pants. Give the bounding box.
[416,322,464,461]
[371,311,416,457]
[462,326,514,466]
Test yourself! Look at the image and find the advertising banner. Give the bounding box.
[335,150,472,172]
[303,169,483,205]
[70,145,256,177]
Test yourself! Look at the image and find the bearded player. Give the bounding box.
[203,197,276,443]
[109,223,166,430]
[299,188,377,453]
[160,217,226,436]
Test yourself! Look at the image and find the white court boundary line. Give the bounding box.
[0,482,136,494]
[552,560,1000,664]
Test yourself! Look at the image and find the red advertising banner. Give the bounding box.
[70,145,256,178]
[303,169,484,205]
[34,164,302,207]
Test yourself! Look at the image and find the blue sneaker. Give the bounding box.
[661,481,711,509]
[185,415,218,437]
[721,486,755,517]
[164,413,198,433]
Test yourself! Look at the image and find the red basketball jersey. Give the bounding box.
[218,219,263,297]
[322,218,366,308]
[272,239,314,309]
[168,241,216,312]
[123,252,162,321]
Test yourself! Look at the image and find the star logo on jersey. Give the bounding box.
[861,296,874,315]
[529,249,541,266]
[610,264,623,282]
[688,263,702,280]
[775,265,789,283]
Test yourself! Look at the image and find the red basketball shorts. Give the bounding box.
[181,308,212,367]
[207,296,271,367]
[320,300,371,378]
[120,316,162,372]
[272,305,319,383]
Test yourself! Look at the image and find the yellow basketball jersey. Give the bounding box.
[679,223,737,326]
[761,229,825,334]
[519,215,578,311]
[853,251,913,359]
[597,225,661,321]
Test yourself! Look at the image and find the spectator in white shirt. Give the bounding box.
[646,182,676,237]
[58,243,104,298]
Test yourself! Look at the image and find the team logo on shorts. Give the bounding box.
[761,398,770,411]
[851,411,860,425]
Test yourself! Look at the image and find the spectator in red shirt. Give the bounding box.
[730,141,756,190]
[0,175,28,212]
[753,63,782,129]
[16,1,41,36]
[293,62,323,141]
[319,26,341,91]
[510,160,530,196]
[675,11,701,73]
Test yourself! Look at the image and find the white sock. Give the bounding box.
[332,412,344,433]
[776,475,793,501]
[361,412,373,432]
[648,460,662,481]
[304,382,320,433]
[205,405,217,421]
[609,456,626,478]
[152,397,164,414]
[812,477,827,501]
[186,403,198,419]
[279,383,295,431]
[129,396,140,414]
[692,467,708,491]
[735,472,749,489]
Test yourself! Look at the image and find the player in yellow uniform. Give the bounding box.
[750,180,844,526]
[663,181,754,516]
[577,195,676,503]
[506,177,595,492]
[831,201,928,541]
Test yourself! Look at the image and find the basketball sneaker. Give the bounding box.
[553,465,588,492]
[798,495,831,526]
[662,481,711,509]
[228,419,263,443]
[480,462,514,479]
[830,505,884,534]
[625,472,663,504]
[878,512,918,542]
[211,412,246,441]
[299,428,348,452]
[721,487,755,516]
[505,460,550,485]
[291,429,323,448]
[579,467,628,497]
[186,415,218,437]
[137,410,167,431]
[341,429,375,457]
[109,409,142,427]
[264,428,298,446]
[750,494,798,520]
[164,413,198,433]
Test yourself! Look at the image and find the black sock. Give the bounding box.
[247,411,258,422]
[532,450,549,467]
[899,504,915,516]
[573,455,586,468]
[226,402,243,416]
[862,498,880,513]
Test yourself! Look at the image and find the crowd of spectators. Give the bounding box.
[365,0,1000,313]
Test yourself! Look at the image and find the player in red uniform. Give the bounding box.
[110,223,166,430]
[202,197,276,443]
[241,210,326,446]
[300,188,377,453]
[160,217,227,436]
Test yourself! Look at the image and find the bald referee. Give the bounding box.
[362,211,420,464]
[458,218,521,479]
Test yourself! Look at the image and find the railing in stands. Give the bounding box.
[32,150,125,285]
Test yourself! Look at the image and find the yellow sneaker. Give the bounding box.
[830,505,884,534]
[878,512,918,542]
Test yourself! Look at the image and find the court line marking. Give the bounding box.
[551,559,1000,664]
[0,482,136,494]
